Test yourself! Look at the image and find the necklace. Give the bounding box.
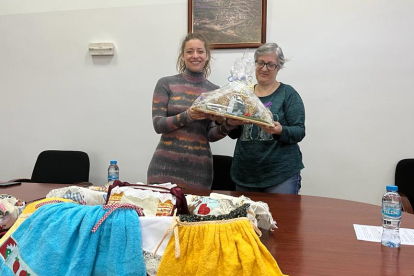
[255,81,280,97]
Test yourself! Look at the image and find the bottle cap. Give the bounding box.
[110,160,117,164]
[386,185,398,192]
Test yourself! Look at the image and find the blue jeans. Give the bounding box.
[236,172,302,194]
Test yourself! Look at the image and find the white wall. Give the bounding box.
[1,0,413,206]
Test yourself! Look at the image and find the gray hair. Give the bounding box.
[254,43,286,69]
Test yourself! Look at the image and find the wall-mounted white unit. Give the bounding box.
[88,43,115,56]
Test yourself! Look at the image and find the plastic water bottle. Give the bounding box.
[381,185,401,248]
[107,160,119,185]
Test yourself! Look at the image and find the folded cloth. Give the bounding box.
[45,186,106,205]
[0,203,146,276]
[0,195,25,233]
[157,217,287,276]
[209,192,277,230]
[106,181,190,216]
[139,216,174,276]
[140,217,174,255]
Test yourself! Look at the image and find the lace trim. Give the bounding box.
[143,250,162,276]
[111,186,176,204]
[46,186,83,196]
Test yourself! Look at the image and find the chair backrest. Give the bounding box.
[211,155,235,191]
[395,159,414,206]
[31,150,90,184]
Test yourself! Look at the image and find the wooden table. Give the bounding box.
[0,182,91,202]
[184,189,414,276]
[2,184,414,275]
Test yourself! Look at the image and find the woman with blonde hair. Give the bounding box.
[147,33,234,189]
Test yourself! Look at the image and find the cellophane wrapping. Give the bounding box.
[191,53,274,127]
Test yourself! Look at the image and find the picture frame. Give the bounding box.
[188,0,267,49]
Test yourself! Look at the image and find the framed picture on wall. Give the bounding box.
[188,0,267,49]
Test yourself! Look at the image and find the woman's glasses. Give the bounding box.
[255,60,279,71]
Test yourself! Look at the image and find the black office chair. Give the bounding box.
[395,159,414,214]
[211,155,236,191]
[12,150,90,184]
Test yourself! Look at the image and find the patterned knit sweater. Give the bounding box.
[147,69,231,189]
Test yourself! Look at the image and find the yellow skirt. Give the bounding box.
[157,217,287,276]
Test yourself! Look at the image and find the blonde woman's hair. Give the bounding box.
[176,33,212,78]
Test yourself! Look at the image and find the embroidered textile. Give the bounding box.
[0,195,25,232]
[180,204,250,222]
[186,195,237,216]
[209,192,277,230]
[106,181,189,216]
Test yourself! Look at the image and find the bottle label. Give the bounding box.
[382,207,401,217]
[108,175,119,181]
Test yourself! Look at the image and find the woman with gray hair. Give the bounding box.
[227,42,306,194]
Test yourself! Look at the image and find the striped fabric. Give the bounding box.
[147,69,229,189]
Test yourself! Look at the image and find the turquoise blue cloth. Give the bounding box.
[0,203,146,276]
